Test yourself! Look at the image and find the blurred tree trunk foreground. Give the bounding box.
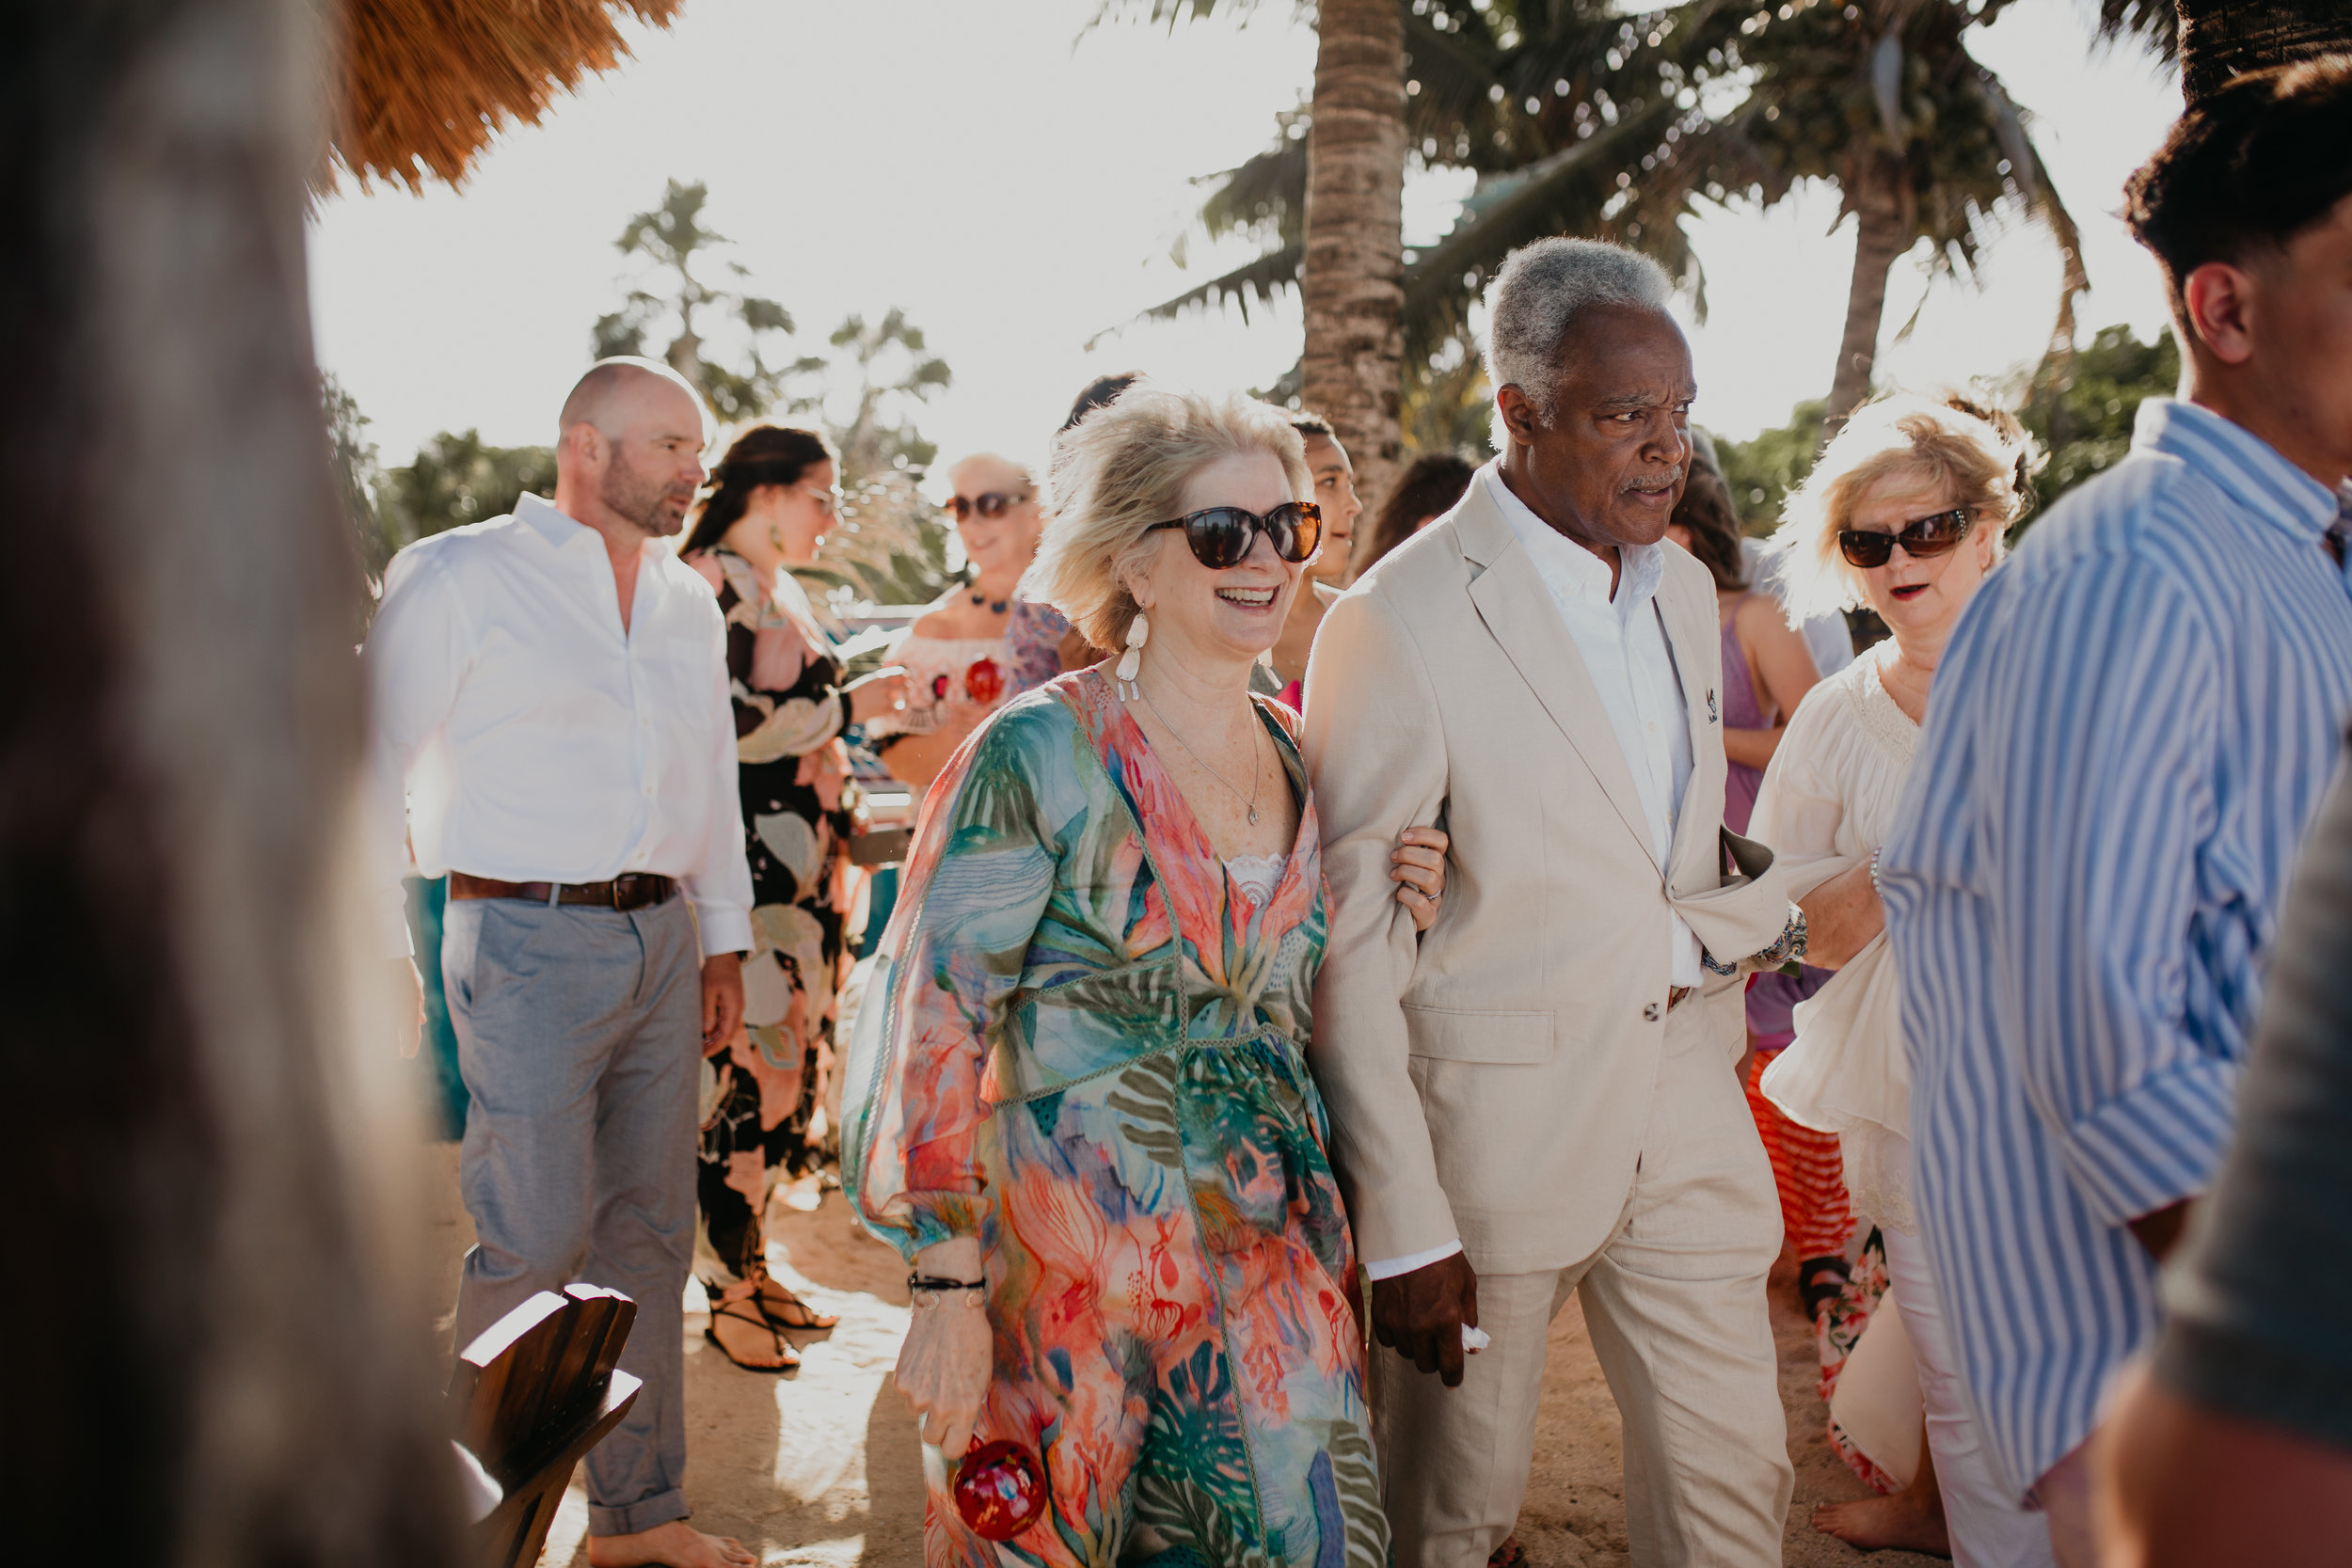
[0,2,459,1561]
[1300,0,1407,520]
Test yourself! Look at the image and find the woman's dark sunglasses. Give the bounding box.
[1836,507,1975,569]
[1147,502,1324,569]
[948,490,1030,521]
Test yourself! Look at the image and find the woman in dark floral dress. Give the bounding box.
[681,425,908,1370]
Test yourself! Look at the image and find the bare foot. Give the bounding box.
[1812,1485,1952,1557]
[586,1518,757,1568]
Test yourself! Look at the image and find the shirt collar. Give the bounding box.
[1481,463,1664,608]
[2132,398,2339,544]
[516,491,596,547]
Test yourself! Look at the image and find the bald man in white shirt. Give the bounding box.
[369,360,756,1568]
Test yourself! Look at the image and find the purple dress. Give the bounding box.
[1721,595,1824,1043]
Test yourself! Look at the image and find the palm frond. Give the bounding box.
[1099,242,1306,345]
[2092,0,2178,60]
[1200,128,1308,245]
[1401,102,1677,353]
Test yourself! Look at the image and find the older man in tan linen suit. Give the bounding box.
[1301,238,1806,1568]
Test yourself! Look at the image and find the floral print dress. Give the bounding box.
[844,669,1385,1568]
[687,547,859,1291]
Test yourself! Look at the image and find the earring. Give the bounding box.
[1116,613,1149,701]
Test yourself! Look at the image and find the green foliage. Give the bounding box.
[1400,338,1495,459]
[594,179,798,421]
[1129,0,2141,416]
[378,431,557,550]
[323,372,389,580]
[824,309,953,483]
[1715,399,1827,533]
[2015,323,2180,514]
[1709,323,2180,536]
[794,473,955,619]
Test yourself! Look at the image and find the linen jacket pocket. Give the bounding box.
[1402,1005,1556,1065]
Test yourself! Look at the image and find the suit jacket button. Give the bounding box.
[1643,1002,1661,1022]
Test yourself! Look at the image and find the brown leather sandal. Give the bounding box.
[704,1297,800,1371]
[757,1281,839,1332]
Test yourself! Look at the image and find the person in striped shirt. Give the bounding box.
[1877,57,2352,1568]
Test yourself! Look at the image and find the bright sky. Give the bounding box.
[308,0,2185,486]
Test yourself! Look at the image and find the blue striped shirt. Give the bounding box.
[1879,398,2352,1501]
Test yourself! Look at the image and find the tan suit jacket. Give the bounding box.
[1302,470,1799,1275]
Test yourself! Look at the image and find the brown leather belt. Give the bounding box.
[449,871,678,911]
[1667,985,1693,1012]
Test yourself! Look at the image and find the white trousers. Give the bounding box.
[1374,1004,1793,1567]
[1882,1226,2057,1568]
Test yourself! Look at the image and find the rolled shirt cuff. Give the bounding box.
[691,904,754,958]
[1365,1239,1464,1281]
[2056,1055,2241,1228]
[1670,913,1703,988]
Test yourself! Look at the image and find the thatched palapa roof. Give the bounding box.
[318,0,685,194]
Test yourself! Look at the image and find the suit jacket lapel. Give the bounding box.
[1455,483,1655,855]
[1656,562,1724,890]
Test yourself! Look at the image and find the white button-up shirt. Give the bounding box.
[1486,466,1702,986]
[365,493,755,958]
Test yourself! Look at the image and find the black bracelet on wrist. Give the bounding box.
[838,687,857,733]
[908,1272,984,1292]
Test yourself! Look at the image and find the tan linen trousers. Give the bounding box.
[1372,1001,1793,1567]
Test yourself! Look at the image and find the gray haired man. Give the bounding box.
[1304,238,1804,1566]
[369,359,758,1568]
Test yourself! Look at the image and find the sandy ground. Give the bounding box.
[422,1144,1938,1567]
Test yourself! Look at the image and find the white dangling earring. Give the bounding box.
[1117,612,1149,701]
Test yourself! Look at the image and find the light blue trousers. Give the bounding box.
[443,894,702,1537]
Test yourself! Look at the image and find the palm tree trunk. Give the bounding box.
[1300,0,1407,535]
[4,1,460,1559]
[1825,151,1909,433]
[2176,0,2352,103]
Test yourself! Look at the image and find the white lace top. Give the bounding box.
[872,634,1013,737]
[1750,644,1923,1234]
[1223,852,1289,908]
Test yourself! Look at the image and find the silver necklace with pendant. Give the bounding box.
[1136,685,1264,825]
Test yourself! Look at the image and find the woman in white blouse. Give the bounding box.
[1750,394,2043,1565]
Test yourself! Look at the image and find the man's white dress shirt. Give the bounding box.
[1366,466,1703,1283]
[366,493,755,958]
[1486,467,1701,982]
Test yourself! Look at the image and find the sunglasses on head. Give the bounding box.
[1836,507,1976,569]
[949,490,1030,521]
[1148,502,1324,569]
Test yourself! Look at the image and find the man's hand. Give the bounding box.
[701,952,745,1050]
[1372,1251,1479,1387]
[394,957,424,1058]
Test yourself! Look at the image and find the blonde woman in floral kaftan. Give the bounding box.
[844,386,1448,1568]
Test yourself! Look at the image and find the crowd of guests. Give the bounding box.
[364,55,2352,1568]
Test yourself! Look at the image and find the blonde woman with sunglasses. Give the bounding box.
[1748,392,2042,1565]
[872,453,1044,800]
[843,384,1446,1566]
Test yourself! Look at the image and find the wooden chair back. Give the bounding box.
[448,1284,642,1568]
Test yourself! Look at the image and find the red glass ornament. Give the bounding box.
[965,657,1004,706]
[953,1438,1047,1541]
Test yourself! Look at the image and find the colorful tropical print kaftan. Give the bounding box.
[845,668,1385,1568]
